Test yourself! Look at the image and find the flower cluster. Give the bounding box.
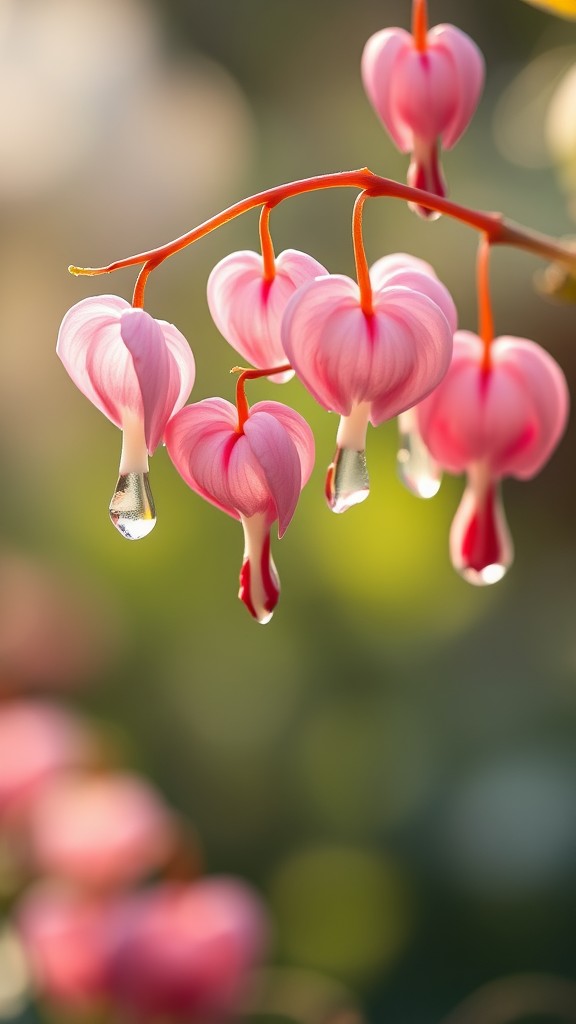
[0,695,268,1019]
[57,0,573,622]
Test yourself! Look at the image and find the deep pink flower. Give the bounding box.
[361,23,484,213]
[165,399,314,622]
[207,248,327,381]
[57,295,196,539]
[417,331,569,583]
[281,257,454,512]
[27,771,176,890]
[17,882,113,1010]
[105,878,268,1021]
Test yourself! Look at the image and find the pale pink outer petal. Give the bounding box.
[207,249,327,374]
[250,401,315,488]
[276,249,329,288]
[429,24,485,149]
[282,275,371,414]
[417,331,569,478]
[243,412,302,537]
[369,253,437,280]
[156,320,197,417]
[389,46,457,143]
[417,332,484,470]
[57,298,195,455]
[370,261,458,334]
[361,28,414,151]
[165,400,308,532]
[57,295,133,429]
[164,399,242,520]
[490,336,569,478]
[119,310,178,454]
[369,287,453,424]
[282,274,452,423]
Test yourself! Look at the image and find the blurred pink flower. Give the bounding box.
[17,881,112,1009]
[165,398,314,623]
[361,23,484,213]
[27,771,177,890]
[0,700,94,820]
[281,260,453,512]
[207,248,327,382]
[105,878,269,1020]
[0,552,119,692]
[417,331,569,583]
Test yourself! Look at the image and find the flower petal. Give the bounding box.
[361,28,414,151]
[57,295,133,428]
[250,401,315,488]
[156,319,196,416]
[164,400,241,520]
[57,297,195,454]
[370,261,458,333]
[429,24,485,149]
[119,310,177,454]
[243,412,302,536]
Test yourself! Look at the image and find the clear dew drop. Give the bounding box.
[397,427,442,499]
[109,472,156,540]
[325,447,370,514]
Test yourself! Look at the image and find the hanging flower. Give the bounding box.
[164,397,314,623]
[281,256,454,512]
[207,248,327,382]
[361,21,484,215]
[416,331,569,583]
[57,296,195,539]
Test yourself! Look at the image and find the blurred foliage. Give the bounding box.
[520,0,576,18]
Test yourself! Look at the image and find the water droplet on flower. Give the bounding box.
[397,425,442,499]
[325,447,370,514]
[109,473,156,540]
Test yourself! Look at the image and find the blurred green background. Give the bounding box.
[3,0,576,1021]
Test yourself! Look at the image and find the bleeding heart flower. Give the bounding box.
[361,22,484,215]
[416,331,569,583]
[0,700,94,822]
[57,295,195,539]
[281,257,454,513]
[17,882,114,1010]
[164,398,314,623]
[105,878,268,1021]
[207,248,327,381]
[27,772,177,890]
